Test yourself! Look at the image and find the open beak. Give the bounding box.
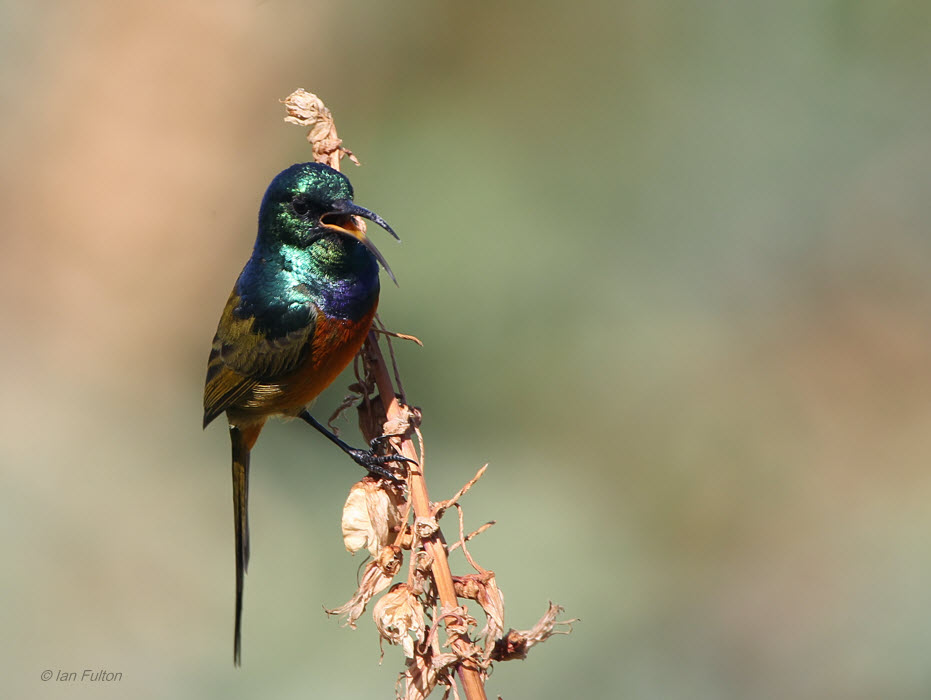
[322,200,400,285]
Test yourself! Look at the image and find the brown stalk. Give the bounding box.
[363,335,488,700]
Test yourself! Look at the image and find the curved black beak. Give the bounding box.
[323,200,401,285]
[330,200,401,241]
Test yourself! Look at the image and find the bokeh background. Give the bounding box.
[3,1,931,698]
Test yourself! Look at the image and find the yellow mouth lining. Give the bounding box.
[321,213,367,239]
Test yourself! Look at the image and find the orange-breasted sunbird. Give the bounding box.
[203,162,408,665]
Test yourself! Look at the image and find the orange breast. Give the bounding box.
[259,304,377,416]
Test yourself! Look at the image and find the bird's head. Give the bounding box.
[258,162,400,283]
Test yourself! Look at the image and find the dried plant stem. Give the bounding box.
[363,334,488,700]
[282,88,488,700]
[284,88,571,700]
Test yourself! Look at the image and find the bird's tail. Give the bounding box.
[230,423,261,666]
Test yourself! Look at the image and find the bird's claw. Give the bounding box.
[369,433,404,452]
[348,448,415,483]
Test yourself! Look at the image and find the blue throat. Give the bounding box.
[236,233,379,340]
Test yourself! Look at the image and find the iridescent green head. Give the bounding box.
[257,162,400,283]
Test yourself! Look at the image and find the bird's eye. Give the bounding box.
[292,197,310,217]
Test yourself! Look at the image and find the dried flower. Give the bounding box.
[490,603,577,661]
[342,478,404,556]
[453,573,505,650]
[373,583,425,658]
[413,515,439,539]
[398,650,458,700]
[280,88,359,166]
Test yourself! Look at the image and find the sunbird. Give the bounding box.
[203,162,409,665]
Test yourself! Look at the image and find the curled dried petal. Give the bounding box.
[281,88,329,127]
[383,402,418,437]
[412,549,433,574]
[436,606,477,639]
[326,546,403,627]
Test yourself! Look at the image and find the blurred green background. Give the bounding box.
[3,1,931,698]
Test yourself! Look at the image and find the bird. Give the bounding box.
[203,162,409,666]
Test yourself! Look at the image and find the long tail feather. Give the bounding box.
[230,425,251,666]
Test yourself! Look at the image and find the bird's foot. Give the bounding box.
[347,448,414,484]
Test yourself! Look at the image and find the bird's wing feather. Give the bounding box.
[203,287,317,426]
